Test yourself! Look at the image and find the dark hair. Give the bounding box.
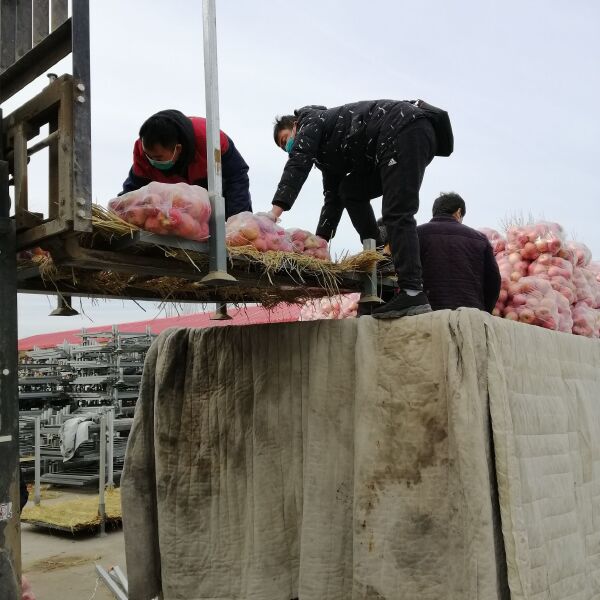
[273,115,296,145]
[432,192,466,217]
[139,114,181,149]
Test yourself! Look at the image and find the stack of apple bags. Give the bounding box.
[299,293,360,321]
[480,222,600,338]
[109,182,329,260]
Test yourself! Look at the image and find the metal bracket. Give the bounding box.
[210,301,232,320]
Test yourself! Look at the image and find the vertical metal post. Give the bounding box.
[0,157,21,598]
[71,0,92,233]
[107,409,114,488]
[358,238,383,306]
[201,0,235,284]
[98,413,106,536]
[34,417,41,506]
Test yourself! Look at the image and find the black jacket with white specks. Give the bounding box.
[272,100,427,211]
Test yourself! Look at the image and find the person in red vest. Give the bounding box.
[120,109,252,218]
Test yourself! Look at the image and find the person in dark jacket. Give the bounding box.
[269,99,452,318]
[414,192,501,312]
[120,109,252,219]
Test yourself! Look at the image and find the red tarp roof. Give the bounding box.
[18,305,302,351]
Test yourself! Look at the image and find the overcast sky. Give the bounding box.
[6,0,600,338]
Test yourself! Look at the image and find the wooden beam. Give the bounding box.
[48,115,59,218]
[13,123,28,214]
[15,217,69,249]
[60,238,211,282]
[2,74,70,134]
[0,18,71,103]
[56,75,73,228]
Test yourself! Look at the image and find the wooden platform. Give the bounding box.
[17,224,395,305]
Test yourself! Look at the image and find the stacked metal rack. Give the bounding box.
[18,346,71,410]
[67,326,153,415]
[36,408,133,488]
[22,406,133,493]
[18,325,154,487]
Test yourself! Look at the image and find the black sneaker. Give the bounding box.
[371,291,432,319]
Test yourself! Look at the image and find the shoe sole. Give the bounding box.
[371,304,432,320]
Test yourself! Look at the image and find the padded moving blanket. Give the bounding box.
[487,313,600,598]
[121,309,600,599]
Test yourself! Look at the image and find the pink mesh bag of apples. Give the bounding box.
[479,221,600,338]
[299,293,360,321]
[108,182,211,242]
[225,211,330,260]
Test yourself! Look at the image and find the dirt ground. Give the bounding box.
[20,489,126,600]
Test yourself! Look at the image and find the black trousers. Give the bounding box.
[337,119,435,290]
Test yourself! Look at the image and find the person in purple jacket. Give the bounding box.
[378,193,501,313]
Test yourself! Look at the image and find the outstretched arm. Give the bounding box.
[271,113,324,213]
[315,171,344,241]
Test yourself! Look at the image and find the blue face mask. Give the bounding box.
[285,136,295,154]
[146,146,178,171]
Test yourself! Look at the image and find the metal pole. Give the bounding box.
[201,0,235,285]
[95,564,128,600]
[34,417,41,506]
[98,413,106,537]
[111,565,129,594]
[107,408,114,488]
[358,238,384,307]
[0,157,21,597]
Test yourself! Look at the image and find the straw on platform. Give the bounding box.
[92,204,385,273]
[36,205,390,305]
[21,488,122,532]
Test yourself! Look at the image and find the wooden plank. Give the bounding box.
[3,76,73,245]
[2,74,69,137]
[56,74,73,228]
[32,0,49,46]
[0,18,70,103]
[17,273,353,304]
[0,0,17,70]
[13,123,29,214]
[50,0,66,30]
[109,230,210,254]
[15,0,33,59]
[48,116,58,218]
[59,239,210,282]
[14,209,43,230]
[15,217,69,249]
